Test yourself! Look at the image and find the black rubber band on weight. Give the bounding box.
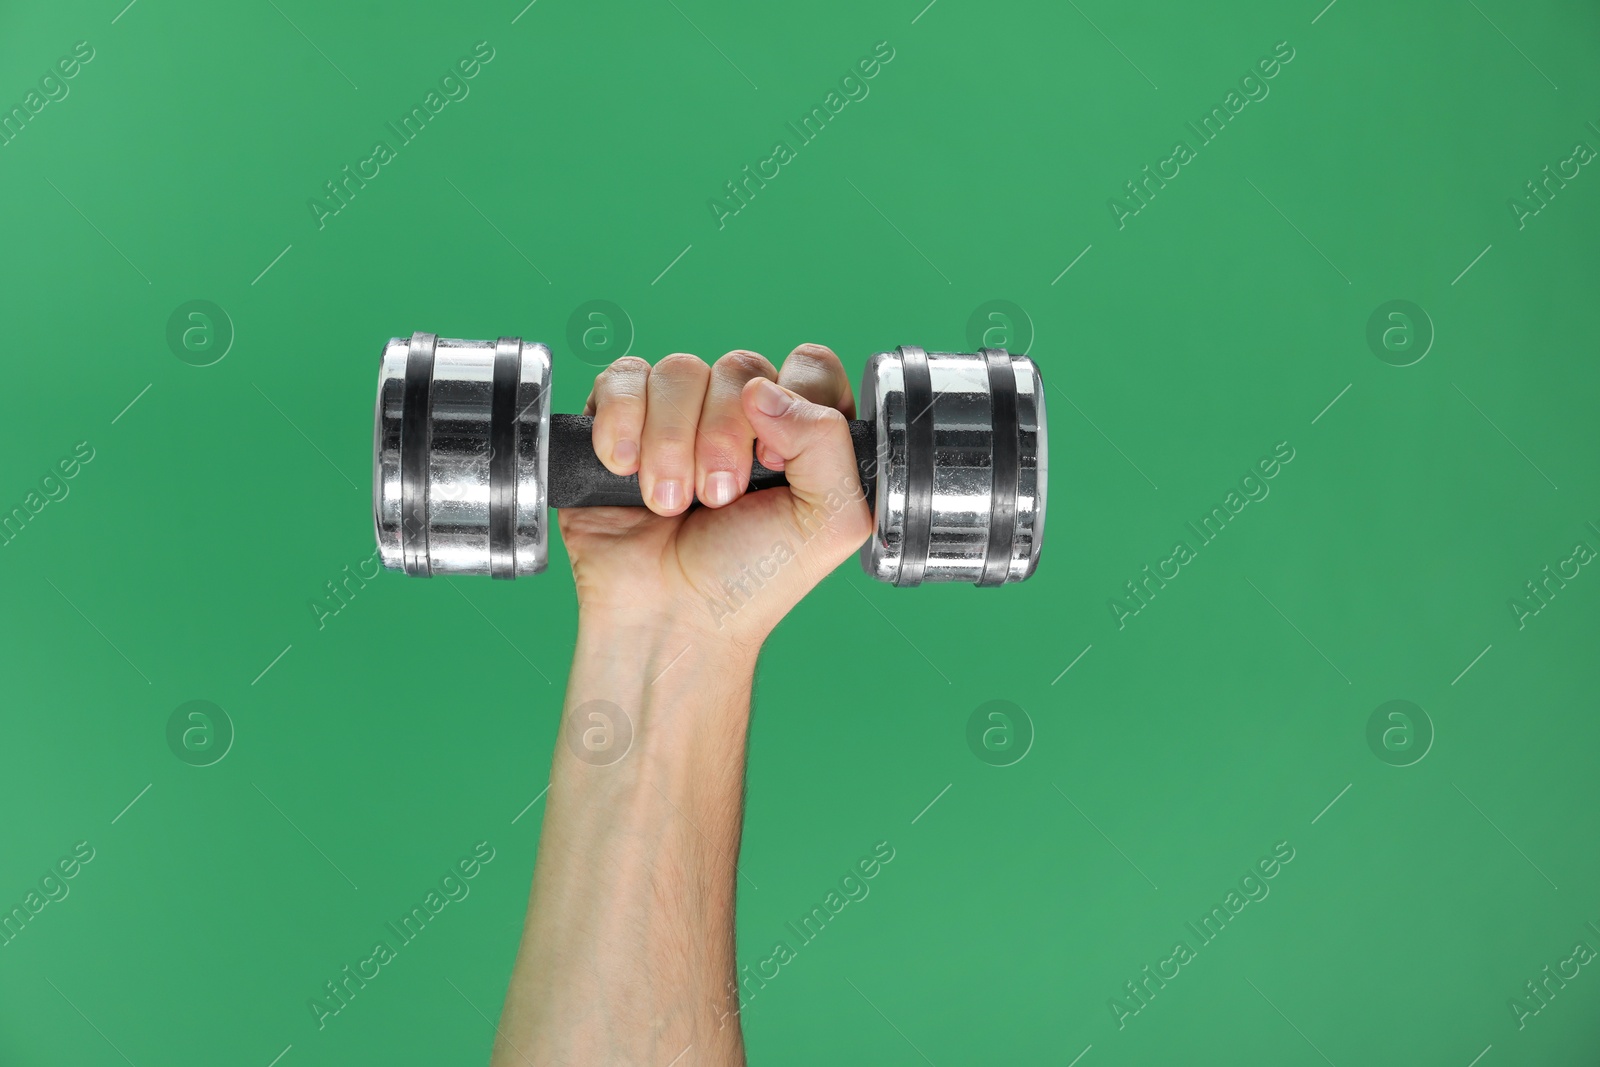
[979,349,1019,587]
[400,332,437,577]
[489,338,521,580]
[898,346,935,587]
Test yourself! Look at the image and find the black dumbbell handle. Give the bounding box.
[546,413,878,508]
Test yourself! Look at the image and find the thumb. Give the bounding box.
[742,377,872,549]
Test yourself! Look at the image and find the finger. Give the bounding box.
[766,344,853,470]
[696,350,777,508]
[588,357,650,475]
[640,353,711,516]
[742,378,872,550]
[776,343,855,417]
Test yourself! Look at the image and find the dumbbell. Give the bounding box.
[372,333,1048,586]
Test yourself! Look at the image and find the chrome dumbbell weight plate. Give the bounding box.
[374,334,553,578]
[859,347,1047,586]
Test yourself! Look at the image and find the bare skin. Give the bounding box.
[491,345,873,1066]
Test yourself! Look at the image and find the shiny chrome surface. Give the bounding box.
[858,347,1046,586]
[373,336,551,577]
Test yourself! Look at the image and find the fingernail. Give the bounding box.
[653,479,683,512]
[752,378,791,417]
[613,439,638,469]
[704,471,738,507]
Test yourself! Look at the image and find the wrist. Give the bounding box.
[563,611,759,763]
[574,605,764,675]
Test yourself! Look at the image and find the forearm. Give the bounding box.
[493,613,757,1067]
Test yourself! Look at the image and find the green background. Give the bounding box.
[2,0,1597,1063]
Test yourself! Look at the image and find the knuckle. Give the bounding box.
[784,345,843,376]
[655,352,710,378]
[598,358,650,396]
[811,405,850,432]
[714,350,776,381]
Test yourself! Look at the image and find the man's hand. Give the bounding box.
[558,343,873,646]
[493,344,872,1067]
